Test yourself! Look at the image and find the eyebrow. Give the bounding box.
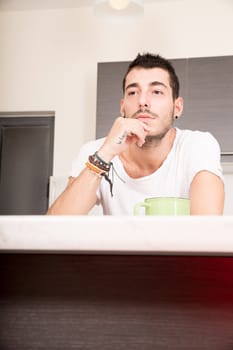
[125,81,168,91]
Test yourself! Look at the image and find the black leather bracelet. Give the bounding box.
[94,151,111,167]
[88,153,111,172]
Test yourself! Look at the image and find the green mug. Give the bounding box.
[134,197,190,216]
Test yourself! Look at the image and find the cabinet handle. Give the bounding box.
[221,152,233,156]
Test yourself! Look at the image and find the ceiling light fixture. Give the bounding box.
[109,0,130,10]
[94,0,144,19]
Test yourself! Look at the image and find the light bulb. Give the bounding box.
[109,0,130,10]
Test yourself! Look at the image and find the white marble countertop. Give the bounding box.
[0,215,233,255]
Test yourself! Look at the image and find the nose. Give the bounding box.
[138,92,150,110]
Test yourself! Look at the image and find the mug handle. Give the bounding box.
[133,202,149,215]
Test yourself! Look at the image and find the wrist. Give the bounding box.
[97,147,115,163]
[86,152,113,197]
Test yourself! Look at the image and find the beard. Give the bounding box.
[141,128,171,149]
[141,111,175,147]
[144,122,172,143]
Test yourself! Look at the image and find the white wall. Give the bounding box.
[0,0,233,176]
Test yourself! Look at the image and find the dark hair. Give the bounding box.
[122,53,180,99]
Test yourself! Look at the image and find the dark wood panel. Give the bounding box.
[1,254,233,349]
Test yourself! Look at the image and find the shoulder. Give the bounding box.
[78,137,106,155]
[72,137,107,163]
[70,137,106,177]
[174,128,223,184]
[176,128,220,151]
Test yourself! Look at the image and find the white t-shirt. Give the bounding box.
[70,128,223,215]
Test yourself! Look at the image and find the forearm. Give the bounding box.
[47,168,101,215]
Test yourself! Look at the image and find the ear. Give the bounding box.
[174,97,184,118]
[120,98,125,117]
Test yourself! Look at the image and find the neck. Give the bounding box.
[120,128,176,178]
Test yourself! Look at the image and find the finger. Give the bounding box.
[127,133,145,147]
[140,121,151,133]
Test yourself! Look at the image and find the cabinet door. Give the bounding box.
[0,114,54,214]
[96,61,129,138]
[174,56,233,162]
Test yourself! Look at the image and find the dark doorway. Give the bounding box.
[0,111,54,215]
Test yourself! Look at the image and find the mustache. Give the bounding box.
[131,108,158,119]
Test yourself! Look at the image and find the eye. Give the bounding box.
[153,89,162,95]
[127,90,137,96]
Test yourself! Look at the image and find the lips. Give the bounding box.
[136,114,154,120]
[131,109,158,120]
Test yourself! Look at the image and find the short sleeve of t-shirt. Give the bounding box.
[184,131,223,187]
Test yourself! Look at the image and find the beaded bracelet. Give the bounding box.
[86,152,113,196]
[88,153,111,172]
[94,152,110,167]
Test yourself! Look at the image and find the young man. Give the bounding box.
[48,53,224,215]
